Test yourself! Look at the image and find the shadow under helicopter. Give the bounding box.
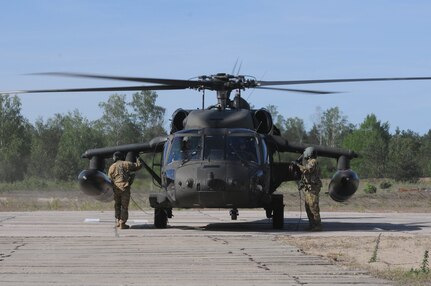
[129,217,425,233]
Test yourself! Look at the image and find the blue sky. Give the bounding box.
[1,0,430,134]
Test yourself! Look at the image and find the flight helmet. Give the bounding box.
[113,151,125,162]
[303,147,317,159]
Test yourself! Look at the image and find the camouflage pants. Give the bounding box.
[304,188,321,227]
[114,188,131,223]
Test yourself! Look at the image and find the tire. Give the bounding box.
[154,208,168,228]
[271,194,284,229]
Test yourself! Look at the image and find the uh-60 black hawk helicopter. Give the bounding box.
[9,72,431,229]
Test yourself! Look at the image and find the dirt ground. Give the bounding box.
[280,234,431,285]
[281,234,430,270]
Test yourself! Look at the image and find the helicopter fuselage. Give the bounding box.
[158,128,271,209]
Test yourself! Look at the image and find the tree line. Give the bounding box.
[0,93,429,183]
[0,91,165,182]
[267,105,430,182]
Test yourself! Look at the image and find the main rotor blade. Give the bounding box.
[258,76,431,86]
[1,85,187,94]
[31,72,204,88]
[255,86,338,94]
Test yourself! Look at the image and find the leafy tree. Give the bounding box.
[0,95,32,182]
[387,129,422,182]
[95,94,141,146]
[265,104,285,133]
[306,124,322,145]
[54,110,105,181]
[307,107,352,176]
[27,114,64,179]
[418,130,431,177]
[343,114,390,178]
[283,117,306,144]
[96,91,167,146]
[129,90,166,141]
[309,106,324,145]
[319,107,351,147]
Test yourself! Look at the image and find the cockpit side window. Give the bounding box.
[167,135,201,163]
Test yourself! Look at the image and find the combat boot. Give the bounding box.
[305,223,322,231]
[115,219,120,227]
[119,220,130,229]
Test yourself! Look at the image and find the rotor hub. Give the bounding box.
[198,74,257,91]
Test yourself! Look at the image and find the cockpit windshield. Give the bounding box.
[226,136,259,163]
[167,135,202,163]
[203,135,225,161]
[203,135,259,163]
[167,132,260,164]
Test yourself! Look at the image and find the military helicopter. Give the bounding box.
[8,72,431,229]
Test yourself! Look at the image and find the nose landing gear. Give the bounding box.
[229,208,239,220]
[264,194,285,229]
[154,208,173,228]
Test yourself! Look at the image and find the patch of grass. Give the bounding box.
[1,178,430,212]
[368,247,430,285]
[410,250,430,275]
[364,183,377,194]
[276,178,431,212]
[375,268,431,286]
[0,178,76,192]
[47,198,61,210]
[369,233,382,263]
[379,181,392,189]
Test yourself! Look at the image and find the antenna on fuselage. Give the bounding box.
[202,89,205,110]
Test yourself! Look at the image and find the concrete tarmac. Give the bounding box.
[2,210,428,285]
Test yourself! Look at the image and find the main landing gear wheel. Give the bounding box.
[271,194,284,229]
[154,208,168,228]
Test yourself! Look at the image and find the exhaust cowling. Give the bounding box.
[78,169,114,202]
[328,169,359,202]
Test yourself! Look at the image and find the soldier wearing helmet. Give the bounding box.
[108,151,143,229]
[296,147,323,231]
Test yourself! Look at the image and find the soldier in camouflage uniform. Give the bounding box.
[297,147,323,231]
[108,151,143,229]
